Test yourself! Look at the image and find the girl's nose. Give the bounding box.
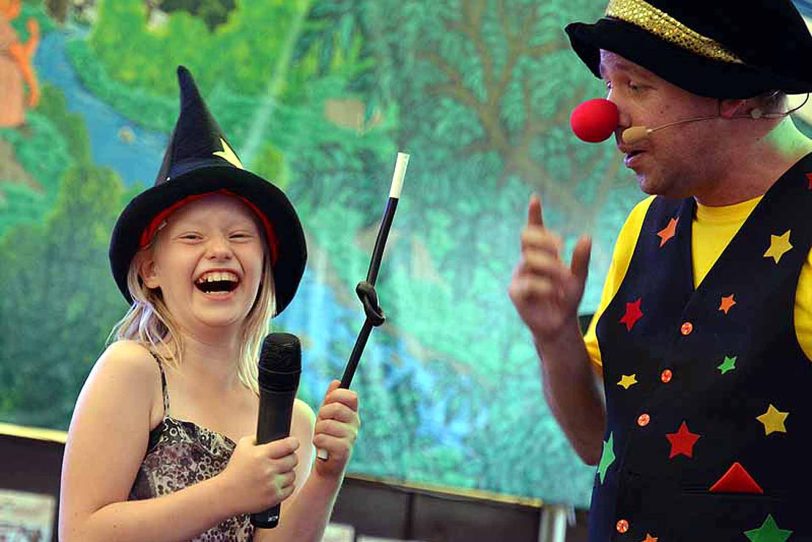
[206,235,233,259]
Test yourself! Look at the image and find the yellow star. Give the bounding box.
[617,374,638,390]
[213,138,244,169]
[763,230,792,264]
[756,404,788,435]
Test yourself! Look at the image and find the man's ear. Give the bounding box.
[138,251,160,289]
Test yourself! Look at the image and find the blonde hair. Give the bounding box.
[109,241,277,395]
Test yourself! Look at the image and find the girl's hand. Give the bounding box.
[313,380,360,478]
[219,436,299,515]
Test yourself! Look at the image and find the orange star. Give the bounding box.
[657,217,679,247]
[620,298,644,331]
[642,535,658,542]
[719,294,736,315]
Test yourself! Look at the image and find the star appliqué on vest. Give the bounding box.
[620,298,643,331]
[597,433,615,484]
[666,421,700,459]
[744,514,792,542]
[657,217,679,247]
[719,294,736,315]
[763,230,792,264]
[717,355,737,375]
[617,374,638,389]
[756,404,788,435]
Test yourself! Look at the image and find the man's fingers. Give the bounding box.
[520,252,571,284]
[527,194,544,227]
[521,228,562,259]
[509,274,558,302]
[570,235,592,285]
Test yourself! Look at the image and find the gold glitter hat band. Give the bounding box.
[564,0,812,98]
[605,0,743,64]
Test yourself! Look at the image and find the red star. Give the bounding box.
[719,294,736,315]
[666,421,701,459]
[806,173,812,190]
[657,217,679,247]
[619,298,643,331]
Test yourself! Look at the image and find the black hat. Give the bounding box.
[109,66,306,315]
[565,0,812,99]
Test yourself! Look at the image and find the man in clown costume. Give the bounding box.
[509,0,812,540]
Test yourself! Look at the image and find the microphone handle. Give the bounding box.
[250,387,297,529]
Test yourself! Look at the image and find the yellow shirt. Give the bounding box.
[584,196,812,366]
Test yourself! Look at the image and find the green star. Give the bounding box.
[597,433,615,484]
[744,514,792,542]
[718,355,737,375]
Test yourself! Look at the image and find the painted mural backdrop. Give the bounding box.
[1,0,810,508]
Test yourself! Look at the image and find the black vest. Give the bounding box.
[590,154,812,541]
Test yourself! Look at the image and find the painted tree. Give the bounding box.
[0,163,126,428]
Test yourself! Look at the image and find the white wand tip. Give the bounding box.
[389,152,410,199]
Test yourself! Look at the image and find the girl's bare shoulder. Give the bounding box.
[90,340,162,393]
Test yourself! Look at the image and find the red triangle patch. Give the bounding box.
[709,462,763,494]
[806,173,812,190]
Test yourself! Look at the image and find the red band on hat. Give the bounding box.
[138,189,279,265]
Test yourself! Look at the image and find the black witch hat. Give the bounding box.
[109,66,306,315]
[565,0,812,98]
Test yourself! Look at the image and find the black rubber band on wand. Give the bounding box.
[339,198,398,389]
[337,151,409,389]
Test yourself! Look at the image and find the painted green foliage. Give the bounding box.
[3,0,769,508]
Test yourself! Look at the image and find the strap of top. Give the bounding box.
[150,352,171,416]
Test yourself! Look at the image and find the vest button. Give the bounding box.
[637,413,650,426]
[616,519,630,533]
[661,369,673,383]
[680,321,693,335]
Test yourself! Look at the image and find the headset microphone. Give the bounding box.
[568,97,804,146]
[621,109,786,144]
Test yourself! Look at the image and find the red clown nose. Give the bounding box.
[570,99,619,143]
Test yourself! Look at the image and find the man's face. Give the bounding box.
[599,50,725,199]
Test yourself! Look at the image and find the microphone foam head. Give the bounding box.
[570,98,619,143]
[621,126,649,145]
[258,332,301,373]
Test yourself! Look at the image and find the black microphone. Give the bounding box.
[250,332,301,529]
